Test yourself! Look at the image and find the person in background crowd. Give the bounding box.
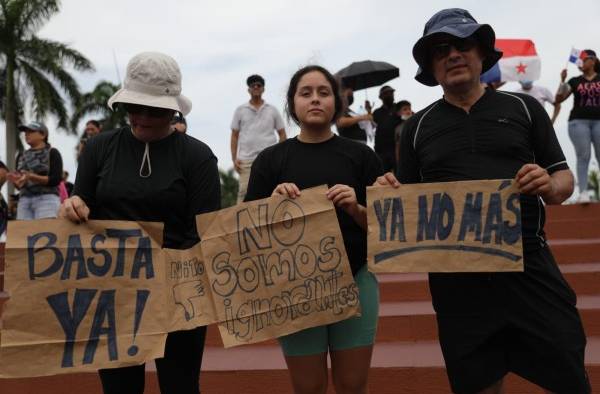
[230,74,286,203]
[8,121,63,220]
[555,49,600,203]
[336,85,373,144]
[171,114,187,133]
[7,194,18,221]
[60,51,220,394]
[0,160,8,237]
[62,170,74,196]
[379,8,589,394]
[373,85,402,172]
[245,65,383,394]
[77,119,102,161]
[515,80,561,124]
[394,100,413,168]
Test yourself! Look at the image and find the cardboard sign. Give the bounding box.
[197,185,360,347]
[0,185,360,376]
[164,245,217,332]
[367,180,524,272]
[0,220,167,377]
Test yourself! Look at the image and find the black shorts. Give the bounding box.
[429,246,590,394]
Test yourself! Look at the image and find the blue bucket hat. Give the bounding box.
[412,8,503,87]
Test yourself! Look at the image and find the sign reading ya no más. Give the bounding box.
[367,180,524,272]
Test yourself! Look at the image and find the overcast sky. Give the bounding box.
[1,0,600,195]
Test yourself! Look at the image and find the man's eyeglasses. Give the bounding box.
[429,37,478,60]
[123,103,172,118]
[249,83,264,89]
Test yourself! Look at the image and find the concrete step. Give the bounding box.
[545,219,600,239]
[378,262,600,303]
[203,295,600,345]
[545,203,600,222]
[549,239,600,265]
[2,339,600,394]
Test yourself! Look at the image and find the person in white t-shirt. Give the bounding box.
[515,80,561,124]
[230,74,286,203]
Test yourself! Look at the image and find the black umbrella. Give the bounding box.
[335,60,399,91]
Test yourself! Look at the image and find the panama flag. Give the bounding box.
[568,48,586,66]
[481,39,541,83]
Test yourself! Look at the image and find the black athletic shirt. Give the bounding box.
[73,127,221,249]
[398,89,569,253]
[567,74,600,120]
[244,135,383,275]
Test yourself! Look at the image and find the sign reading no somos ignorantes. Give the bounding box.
[367,180,524,273]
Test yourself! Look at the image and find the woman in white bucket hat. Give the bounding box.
[60,51,220,394]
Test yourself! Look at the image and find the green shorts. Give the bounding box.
[278,265,379,356]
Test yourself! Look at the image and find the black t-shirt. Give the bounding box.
[337,111,367,142]
[567,75,600,120]
[373,106,402,156]
[244,135,383,275]
[398,89,569,253]
[73,127,221,249]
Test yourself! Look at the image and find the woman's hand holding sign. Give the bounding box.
[327,184,367,230]
[272,183,301,199]
[59,196,90,224]
[373,172,401,188]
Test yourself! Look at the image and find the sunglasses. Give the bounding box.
[429,37,479,60]
[123,103,173,118]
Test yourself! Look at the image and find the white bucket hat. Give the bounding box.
[108,51,192,115]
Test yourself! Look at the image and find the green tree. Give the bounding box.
[0,0,93,172]
[70,80,128,133]
[219,168,239,208]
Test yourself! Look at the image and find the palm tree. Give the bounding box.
[70,80,128,133]
[0,0,94,171]
[0,66,24,153]
[219,168,239,208]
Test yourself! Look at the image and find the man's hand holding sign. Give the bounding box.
[369,162,573,273]
[368,178,524,272]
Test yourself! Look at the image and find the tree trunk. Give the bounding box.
[4,58,18,195]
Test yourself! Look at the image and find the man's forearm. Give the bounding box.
[550,103,561,124]
[277,129,287,142]
[543,169,574,205]
[230,132,239,161]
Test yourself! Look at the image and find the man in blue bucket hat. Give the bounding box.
[376,8,590,394]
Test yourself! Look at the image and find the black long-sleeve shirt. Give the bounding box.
[73,127,220,249]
